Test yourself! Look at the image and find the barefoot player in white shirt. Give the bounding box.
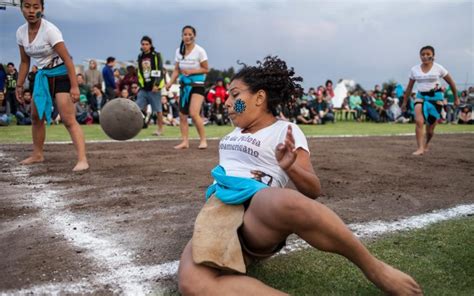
[402,45,459,156]
[15,0,89,171]
[178,56,422,296]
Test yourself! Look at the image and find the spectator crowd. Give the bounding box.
[1,61,473,128]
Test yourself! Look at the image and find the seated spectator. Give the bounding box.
[77,73,92,103]
[119,65,138,93]
[396,92,415,123]
[273,103,289,122]
[120,88,132,100]
[311,93,334,124]
[382,93,394,122]
[388,92,402,122]
[459,90,468,106]
[162,95,174,126]
[444,86,459,123]
[296,100,315,124]
[325,80,335,98]
[458,105,473,124]
[349,91,363,121]
[114,68,122,97]
[92,84,104,110]
[374,93,387,121]
[206,78,228,119]
[75,95,93,125]
[210,97,229,126]
[169,92,180,126]
[456,90,469,119]
[361,91,380,122]
[0,92,10,126]
[305,88,316,102]
[207,78,228,104]
[316,85,325,98]
[467,87,474,105]
[16,89,32,125]
[129,83,140,102]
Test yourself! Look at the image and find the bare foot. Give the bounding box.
[20,155,44,165]
[73,160,89,172]
[198,141,208,149]
[412,149,424,156]
[370,261,423,295]
[174,142,189,150]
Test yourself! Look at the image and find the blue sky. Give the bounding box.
[1,0,473,90]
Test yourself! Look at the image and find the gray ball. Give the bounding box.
[100,98,143,141]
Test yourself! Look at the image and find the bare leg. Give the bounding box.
[424,121,437,152]
[413,104,425,155]
[178,241,287,296]
[21,102,45,165]
[189,93,207,149]
[240,188,422,295]
[178,188,422,295]
[55,93,89,171]
[175,112,189,149]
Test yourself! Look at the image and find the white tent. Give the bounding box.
[0,0,20,8]
[332,79,356,108]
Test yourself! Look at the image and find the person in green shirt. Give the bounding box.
[444,86,460,123]
[349,91,363,121]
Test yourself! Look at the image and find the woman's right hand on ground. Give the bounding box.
[15,86,25,104]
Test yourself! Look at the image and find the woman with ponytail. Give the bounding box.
[15,0,89,171]
[165,25,209,149]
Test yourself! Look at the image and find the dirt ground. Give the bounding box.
[1,134,473,294]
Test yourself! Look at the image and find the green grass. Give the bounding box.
[0,122,472,144]
[248,217,474,295]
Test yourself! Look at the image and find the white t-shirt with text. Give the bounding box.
[219,120,309,188]
[409,63,448,92]
[16,19,64,69]
[174,44,208,71]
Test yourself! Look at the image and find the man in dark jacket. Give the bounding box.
[5,63,18,115]
[102,57,116,105]
[136,36,165,135]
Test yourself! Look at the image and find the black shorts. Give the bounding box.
[179,86,205,115]
[47,75,71,97]
[415,101,442,125]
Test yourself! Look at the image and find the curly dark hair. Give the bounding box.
[232,56,303,114]
[21,0,44,8]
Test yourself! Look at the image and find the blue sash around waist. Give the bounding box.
[416,91,444,125]
[206,165,268,205]
[33,64,68,124]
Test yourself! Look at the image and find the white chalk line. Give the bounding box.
[2,131,473,145]
[4,203,473,295]
[278,203,474,255]
[1,149,474,295]
[0,151,177,295]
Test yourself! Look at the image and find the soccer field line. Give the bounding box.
[3,203,473,295]
[2,130,473,145]
[1,149,473,295]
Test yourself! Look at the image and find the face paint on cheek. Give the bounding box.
[234,98,246,114]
